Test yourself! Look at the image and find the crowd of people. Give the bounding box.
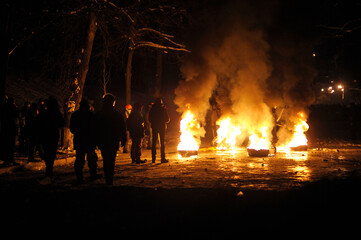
[0,94,170,185]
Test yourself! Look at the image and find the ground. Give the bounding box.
[1,131,361,233]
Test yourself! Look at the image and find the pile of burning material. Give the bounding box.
[247,148,269,157]
[247,127,271,157]
[178,150,198,157]
[177,110,201,158]
[285,112,309,152]
[215,117,242,152]
[290,145,307,151]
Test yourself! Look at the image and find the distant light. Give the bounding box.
[312,53,316,57]
[331,81,334,83]
[341,89,344,92]
[331,90,335,93]
[328,86,332,90]
[338,85,343,89]
[321,88,324,92]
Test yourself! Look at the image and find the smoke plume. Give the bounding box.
[174,0,317,146]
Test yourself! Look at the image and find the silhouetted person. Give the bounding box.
[209,99,221,144]
[38,98,46,115]
[27,102,41,162]
[19,101,30,156]
[121,104,132,153]
[39,96,64,182]
[95,94,126,185]
[70,99,100,183]
[148,98,170,163]
[0,97,20,166]
[144,102,153,149]
[127,102,146,164]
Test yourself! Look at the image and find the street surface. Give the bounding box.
[1,132,361,190]
[1,132,361,232]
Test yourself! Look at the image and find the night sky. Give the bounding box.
[2,0,361,106]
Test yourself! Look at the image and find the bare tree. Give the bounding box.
[109,1,190,104]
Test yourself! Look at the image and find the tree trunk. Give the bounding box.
[0,3,11,112]
[63,12,97,149]
[125,46,134,104]
[73,12,97,108]
[154,49,163,98]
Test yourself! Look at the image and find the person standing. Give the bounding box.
[126,103,146,164]
[95,94,126,185]
[144,102,153,149]
[39,96,64,182]
[0,97,20,166]
[19,101,30,156]
[70,99,100,183]
[27,102,41,162]
[148,98,170,163]
[121,104,132,153]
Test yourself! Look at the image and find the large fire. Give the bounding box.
[177,110,201,152]
[282,112,309,151]
[215,117,242,151]
[177,108,309,157]
[248,127,270,150]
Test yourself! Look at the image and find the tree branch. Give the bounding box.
[136,28,186,48]
[134,41,190,52]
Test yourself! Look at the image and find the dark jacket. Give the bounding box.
[148,103,170,130]
[95,106,126,150]
[127,111,144,139]
[25,104,40,136]
[70,108,96,150]
[1,101,19,136]
[39,109,64,148]
[37,97,64,145]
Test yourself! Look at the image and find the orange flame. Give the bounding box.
[177,110,201,152]
[215,117,242,151]
[286,113,309,149]
[248,127,270,150]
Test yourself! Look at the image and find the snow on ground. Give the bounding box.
[2,132,361,192]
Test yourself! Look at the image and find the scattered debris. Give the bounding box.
[236,190,244,197]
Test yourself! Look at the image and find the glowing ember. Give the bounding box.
[177,110,201,152]
[215,117,242,151]
[248,127,270,150]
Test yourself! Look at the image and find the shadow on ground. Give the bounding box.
[1,172,360,233]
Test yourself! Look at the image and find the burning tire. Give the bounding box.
[290,145,307,151]
[178,150,198,157]
[247,148,269,157]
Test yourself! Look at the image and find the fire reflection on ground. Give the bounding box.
[115,146,361,191]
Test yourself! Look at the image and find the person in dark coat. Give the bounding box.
[126,103,146,164]
[70,99,100,183]
[95,94,126,185]
[121,104,132,153]
[0,97,20,166]
[144,102,153,149]
[39,96,64,181]
[148,97,170,163]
